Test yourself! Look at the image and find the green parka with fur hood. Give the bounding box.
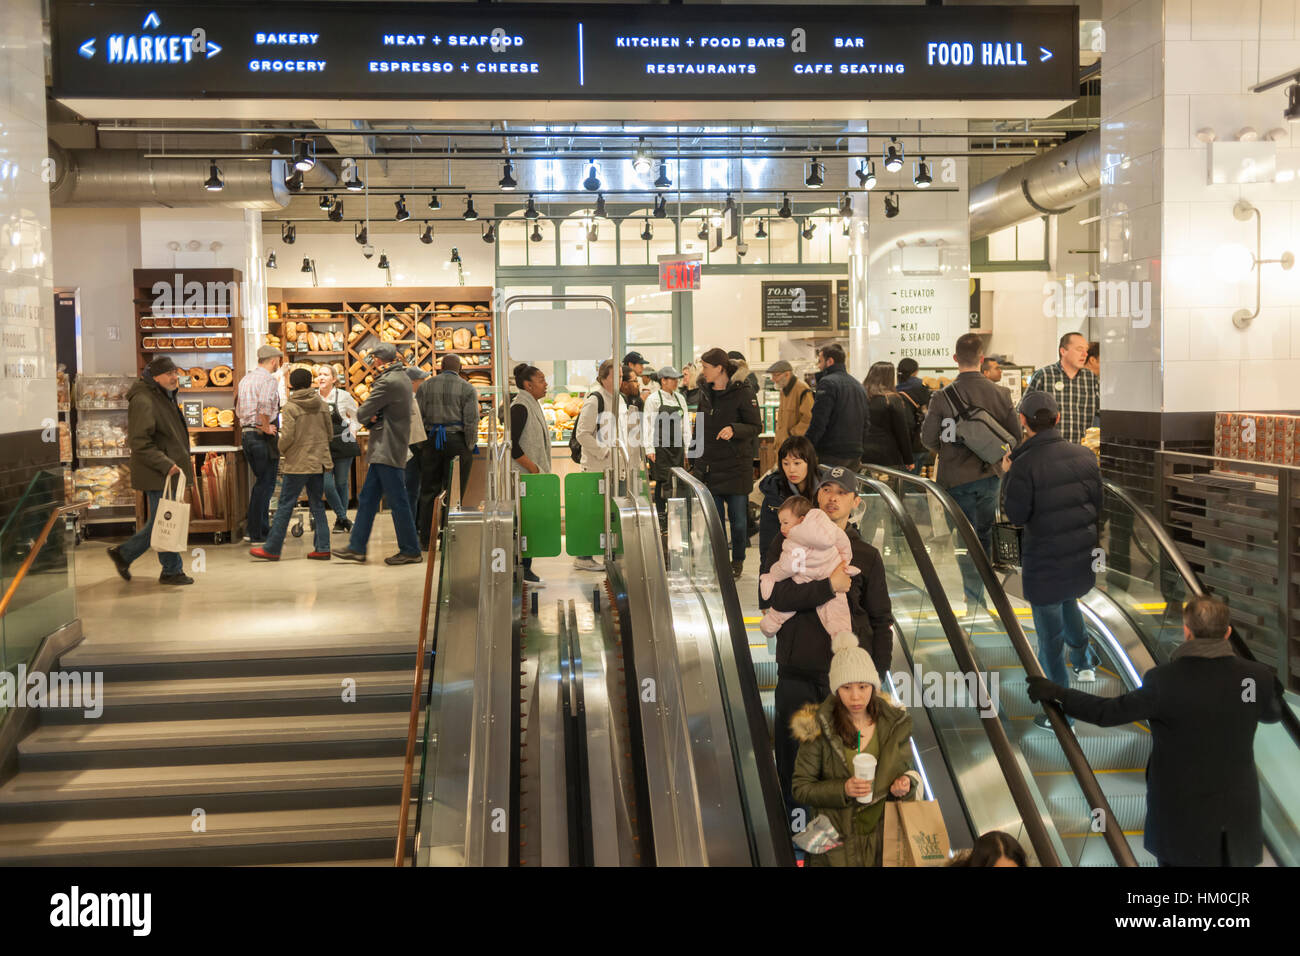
[791,692,922,867]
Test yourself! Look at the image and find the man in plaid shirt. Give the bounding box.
[1026,333,1099,444]
[237,345,284,542]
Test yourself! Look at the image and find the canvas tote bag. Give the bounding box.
[150,471,190,552]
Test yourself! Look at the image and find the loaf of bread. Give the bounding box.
[451,327,472,350]
[187,367,208,387]
[209,365,233,386]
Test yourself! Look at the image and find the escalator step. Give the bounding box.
[1017,728,1152,773]
[752,660,778,690]
[1046,791,1149,834]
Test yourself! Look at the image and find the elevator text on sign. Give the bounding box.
[659,257,701,292]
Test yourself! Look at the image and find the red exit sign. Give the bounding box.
[658,256,701,292]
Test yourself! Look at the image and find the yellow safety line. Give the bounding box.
[1062,830,1144,838]
[1035,768,1145,775]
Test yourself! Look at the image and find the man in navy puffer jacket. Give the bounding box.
[1002,390,1102,729]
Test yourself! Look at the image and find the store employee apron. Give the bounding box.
[650,391,686,483]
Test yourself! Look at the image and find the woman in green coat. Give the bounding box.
[791,632,923,867]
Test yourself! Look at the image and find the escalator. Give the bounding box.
[868,464,1300,866]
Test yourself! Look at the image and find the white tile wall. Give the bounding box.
[1164,359,1242,411]
[1165,41,1244,95]
[1239,358,1300,407]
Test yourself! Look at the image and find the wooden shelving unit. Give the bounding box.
[132,267,246,542]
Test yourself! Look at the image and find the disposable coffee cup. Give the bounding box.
[852,752,877,804]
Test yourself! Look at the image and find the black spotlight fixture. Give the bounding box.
[419,222,434,244]
[394,194,410,221]
[697,218,710,242]
[653,161,672,190]
[884,137,904,172]
[499,159,517,191]
[377,252,390,270]
[640,219,653,241]
[523,194,539,220]
[266,250,277,269]
[633,137,652,176]
[778,192,792,219]
[482,221,496,243]
[582,159,601,192]
[427,193,441,210]
[354,223,368,246]
[281,222,296,244]
[300,256,313,272]
[344,165,364,191]
[801,218,817,240]
[593,193,607,218]
[1287,82,1300,122]
[285,168,304,192]
[913,157,932,189]
[884,192,900,219]
[838,192,854,220]
[805,159,824,189]
[652,194,667,219]
[754,218,768,239]
[856,159,877,190]
[291,137,316,172]
[462,195,478,220]
[318,194,333,211]
[204,160,223,192]
[328,199,345,222]
[530,222,544,243]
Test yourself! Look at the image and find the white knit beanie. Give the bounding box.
[828,631,881,692]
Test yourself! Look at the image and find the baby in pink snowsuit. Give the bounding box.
[759,496,859,645]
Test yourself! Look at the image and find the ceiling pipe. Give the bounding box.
[968,128,1100,240]
[47,143,291,209]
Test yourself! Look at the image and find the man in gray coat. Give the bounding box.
[333,343,422,565]
[415,352,479,550]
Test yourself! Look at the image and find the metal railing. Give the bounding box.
[0,501,87,623]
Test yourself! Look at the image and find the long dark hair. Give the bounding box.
[831,688,881,748]
[777,435,819,498]
[699,347,738,379]
[948,831,1027,867]
[864,361,897,399]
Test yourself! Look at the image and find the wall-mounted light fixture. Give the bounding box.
[1226,199,1294,328]
[300,256,317,287]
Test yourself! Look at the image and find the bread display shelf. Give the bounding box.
[179,386,234,393]
[189,426,236,433]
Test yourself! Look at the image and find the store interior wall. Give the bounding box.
[51,209,140,375]
[691,272,846,368]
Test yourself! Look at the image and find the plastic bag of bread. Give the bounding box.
[286,324,298,342]
[296,321,308,334]
[216,409,235,427]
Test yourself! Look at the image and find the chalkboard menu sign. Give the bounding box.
[836,279,850,331]
[762,280,833,332]
[182,400,202,428]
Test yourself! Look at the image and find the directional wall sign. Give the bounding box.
[52,2,1079,102]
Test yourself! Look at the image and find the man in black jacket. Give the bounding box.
[804,344,869,469]
[1003,389,1102,728]
[1028,595,1283,866]
[762,465,893,824]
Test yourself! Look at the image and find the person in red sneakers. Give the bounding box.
[251,367,333,561]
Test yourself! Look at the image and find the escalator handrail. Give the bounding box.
[865,464,1139,867]
[670,466,795,867]
[854,474,1062,866]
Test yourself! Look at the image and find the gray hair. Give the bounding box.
[1183,595,1230,641]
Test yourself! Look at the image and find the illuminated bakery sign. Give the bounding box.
[52,1,1078,101]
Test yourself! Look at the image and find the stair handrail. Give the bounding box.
[0,500,87,623]
[867,464,1139,867]
[394,489,446,866]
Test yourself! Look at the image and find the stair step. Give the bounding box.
[99,671,416,706]
[255,858,396,867]
[0,804,412,862]
[19,713,416,755]
[60,634,419,668]
[0,757,404,805]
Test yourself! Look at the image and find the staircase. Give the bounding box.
[0,635,425,866]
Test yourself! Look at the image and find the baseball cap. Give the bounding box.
[1018,390,1059,419]
[405,366,431,381]
[818,465,859,495]
[623,351,648,366]
[369,342,399,363]
[146,355,178,376]
[256,345,282,361]
[767,360,793,376]
[657,365,682,380]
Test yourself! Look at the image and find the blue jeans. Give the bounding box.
[348,462,421,557]
[405,453,422,522]
[711,492,748,564]
[118,489,183,575]
[242,432,279,541]
[322,457,353,522]
[1031,600,1095,687]
[946,474,999,610]
[264,473,331,555]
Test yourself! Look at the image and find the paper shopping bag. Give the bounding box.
[898,800,951,866]
[150,471,190,553]
[881,802,910,867]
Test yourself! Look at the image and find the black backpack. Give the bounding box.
[569,391,605,463]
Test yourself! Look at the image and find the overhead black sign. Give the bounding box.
[763,281,833,333]
[52,2,1079,101]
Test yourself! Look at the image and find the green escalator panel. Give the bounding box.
[519,473,561,558]
[564,471,607,556]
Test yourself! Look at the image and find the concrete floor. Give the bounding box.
[74,519,428,654]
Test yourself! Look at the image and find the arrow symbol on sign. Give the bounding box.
[78,39,95,59]
[143,10,161,30]
[206,41,221,58]
[1039,47,1053,62]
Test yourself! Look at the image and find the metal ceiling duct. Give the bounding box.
[968,128,1100,240]
[47,144,291,209]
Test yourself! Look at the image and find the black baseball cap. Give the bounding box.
[818,465,859,494]
[623,351,648,366]
[1018,390,1059,419]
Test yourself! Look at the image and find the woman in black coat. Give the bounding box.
[860,361,913,470]
[756,434,820,574]
[693,346,762,578]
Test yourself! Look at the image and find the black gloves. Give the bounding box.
[1026,676,1066,705]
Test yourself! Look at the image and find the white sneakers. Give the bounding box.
[573,556,605,572]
